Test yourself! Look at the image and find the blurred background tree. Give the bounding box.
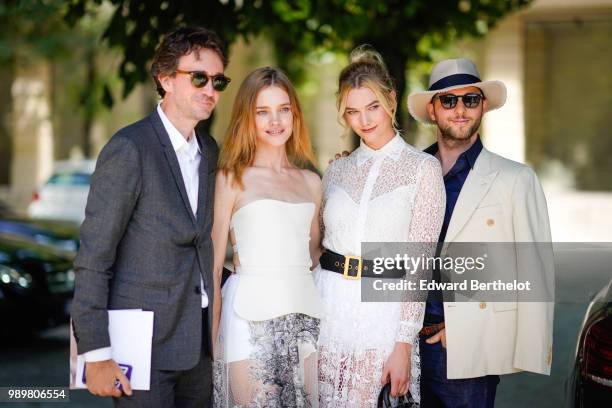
[65,0,532,139]
[0,0,117,183]
[0,0,74,184]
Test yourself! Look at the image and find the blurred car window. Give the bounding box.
[47,173,91,186]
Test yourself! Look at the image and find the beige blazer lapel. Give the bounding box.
[444,148,498,243]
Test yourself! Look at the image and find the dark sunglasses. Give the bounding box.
[175,69,231,91]
[432,92,485,109]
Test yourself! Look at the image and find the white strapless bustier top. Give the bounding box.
[230,199,324,321]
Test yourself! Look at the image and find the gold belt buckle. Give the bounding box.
[343,255,363,280]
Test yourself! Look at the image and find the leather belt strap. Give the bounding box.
[419,322,445,337]
[320,249,406,280]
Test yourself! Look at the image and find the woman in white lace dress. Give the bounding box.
[314,46,445,407]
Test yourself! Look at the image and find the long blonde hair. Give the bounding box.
[337,45,397,131]
[219,67,315,188]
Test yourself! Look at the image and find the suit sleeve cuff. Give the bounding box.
[83,347,112,362]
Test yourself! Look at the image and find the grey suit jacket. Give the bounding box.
[71,109,218,371]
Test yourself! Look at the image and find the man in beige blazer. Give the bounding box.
[407,58,554,407]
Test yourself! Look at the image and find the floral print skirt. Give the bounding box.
[214,275,320,407]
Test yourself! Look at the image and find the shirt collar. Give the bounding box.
[356,132,405,166]
[157,103,200,159]
[425,135,483,170]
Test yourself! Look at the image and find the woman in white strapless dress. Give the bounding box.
[211,67,324,407]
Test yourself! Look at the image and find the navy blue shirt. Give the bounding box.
[424,137,483,320]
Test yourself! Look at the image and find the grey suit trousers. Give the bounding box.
[113,310,212,408]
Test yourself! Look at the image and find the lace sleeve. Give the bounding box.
[320,160,342,241]
[320,164,332,239]
[396,156,446,343]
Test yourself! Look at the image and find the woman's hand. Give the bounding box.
[327,150,350,164]
[380,342,412,397]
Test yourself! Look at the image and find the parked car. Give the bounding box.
[0,199,79,254]
[0,232,75,331]
[568,278,612,407]
[28,159,96,224]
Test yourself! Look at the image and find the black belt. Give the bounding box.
[320,249,406,279]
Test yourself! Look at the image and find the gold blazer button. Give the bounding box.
[479,302,487,309]
[486,218,495,226]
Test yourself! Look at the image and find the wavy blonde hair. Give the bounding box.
[219,67,315,188]
[337,45,398,132]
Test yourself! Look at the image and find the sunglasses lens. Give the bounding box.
[439,95,457,109]
[191,73,209,88]
[438,93,483,109]
[463,94,482,108]
[212,76,230,91]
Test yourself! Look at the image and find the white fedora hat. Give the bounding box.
[407,58,507,124]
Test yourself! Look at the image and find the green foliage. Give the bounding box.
[0,0,125,157]
[65,0,532,101]
[0,0,77,63]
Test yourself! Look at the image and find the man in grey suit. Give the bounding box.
[71,27,232,407]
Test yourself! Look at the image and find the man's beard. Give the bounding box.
[440,114,482,144]
[190,95,216,121]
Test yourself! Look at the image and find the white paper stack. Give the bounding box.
[69,309,154,390]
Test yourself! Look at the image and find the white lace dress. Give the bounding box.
[314,134,445,407]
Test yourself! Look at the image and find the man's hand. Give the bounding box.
[327,150,350,164]
[426,328,447,348]
[380,342,412,397]
[85,359,132,397]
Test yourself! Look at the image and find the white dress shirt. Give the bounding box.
[83,104,209,362]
